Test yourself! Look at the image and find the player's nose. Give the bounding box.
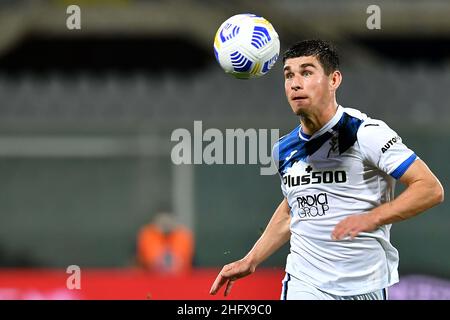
[290,75,303,90]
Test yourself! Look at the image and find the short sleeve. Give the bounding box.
[357,119,418,179]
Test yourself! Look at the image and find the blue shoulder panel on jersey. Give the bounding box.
[276,112,363,175]
[333,112,363,155]
[277,127,334,174]
[390,153,417,179]
[277,125,306,174]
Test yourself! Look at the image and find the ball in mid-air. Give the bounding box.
[213,14,280,79]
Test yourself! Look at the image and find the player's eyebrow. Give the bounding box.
[283,63,317,72]
[300,63,317,69]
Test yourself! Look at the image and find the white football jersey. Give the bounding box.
[273,106,418,296]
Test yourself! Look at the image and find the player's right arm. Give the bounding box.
[209,197,291,296]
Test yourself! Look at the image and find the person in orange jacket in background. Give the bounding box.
[137,211,194,274]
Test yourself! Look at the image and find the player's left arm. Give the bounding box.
[332,160,444,240]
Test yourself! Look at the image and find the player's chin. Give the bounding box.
[290,103,309,116]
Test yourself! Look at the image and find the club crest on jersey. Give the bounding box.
[327,135,338,158]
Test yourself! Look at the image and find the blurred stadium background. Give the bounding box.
[0,0,449,299]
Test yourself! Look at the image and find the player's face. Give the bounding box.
[283,56,332,115]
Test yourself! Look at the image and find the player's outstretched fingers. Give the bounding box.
[210,273,227,295]
[210,263,236,295]
[224,279,235,297]
[220,264,236,278]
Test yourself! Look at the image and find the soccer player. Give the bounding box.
[209,40,444,300]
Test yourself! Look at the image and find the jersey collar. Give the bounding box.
[298,105,343,141]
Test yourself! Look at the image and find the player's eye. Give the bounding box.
[285,72,294,79]
[302,71,312,77]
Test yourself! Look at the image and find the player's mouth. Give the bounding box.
[291,96,308,101]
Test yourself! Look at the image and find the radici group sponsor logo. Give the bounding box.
[297,192,329,218]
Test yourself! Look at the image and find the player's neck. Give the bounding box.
[300,102,339,136]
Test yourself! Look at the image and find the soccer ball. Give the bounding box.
[213,14,280,79]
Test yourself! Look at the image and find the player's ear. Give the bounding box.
[329,70,342,91]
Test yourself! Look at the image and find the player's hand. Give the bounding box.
[209,258,255,297]
[331,212,379,240]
